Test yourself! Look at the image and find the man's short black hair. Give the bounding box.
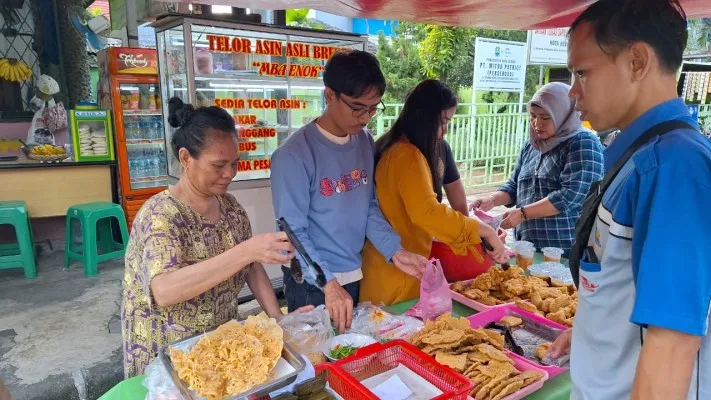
[323,49,386,98]
[569,0,688,74]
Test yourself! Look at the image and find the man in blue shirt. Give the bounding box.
[549,0,711,399]
[271,50,427,333]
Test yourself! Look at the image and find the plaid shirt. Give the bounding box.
[499,130,604,254]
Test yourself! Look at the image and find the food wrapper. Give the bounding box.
[472,209,504,232]
[144,357,185,400]
[527,262,574,287]
[278,305,334,356]
[348,302,423,341]
[405,259,452,321]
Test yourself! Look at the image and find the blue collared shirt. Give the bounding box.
[571,98,711,399]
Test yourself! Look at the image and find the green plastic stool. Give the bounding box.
[0,201,36,279]
[64,202,129,276]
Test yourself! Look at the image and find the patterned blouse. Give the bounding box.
[121,190,253,378]
[499,130,604,255]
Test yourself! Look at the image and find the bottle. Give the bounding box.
[158,148,167,177]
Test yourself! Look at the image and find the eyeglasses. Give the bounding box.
[337,94,386,118]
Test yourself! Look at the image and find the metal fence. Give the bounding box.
[374,103,529,190]
[374,102,711,191]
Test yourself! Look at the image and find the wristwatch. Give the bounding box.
[520,206,529,221]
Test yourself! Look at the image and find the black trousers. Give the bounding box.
[281,266,360,312]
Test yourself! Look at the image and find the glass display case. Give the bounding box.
[154,17,367,184]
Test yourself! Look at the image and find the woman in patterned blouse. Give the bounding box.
[121,98,311,377]
[472,82,604,256]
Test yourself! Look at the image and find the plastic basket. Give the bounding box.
[314,363,374,400]
[333,340,474,400]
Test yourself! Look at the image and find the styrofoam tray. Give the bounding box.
[467,304,568,378]
[360,364,443,400]
[449,279,514,312]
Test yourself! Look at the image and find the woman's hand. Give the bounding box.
[240,232,295,265]
[501,208,524,229]
[479,224,509,264]
[470,195,496,212]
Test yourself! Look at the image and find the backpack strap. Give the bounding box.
[569,120,695,287]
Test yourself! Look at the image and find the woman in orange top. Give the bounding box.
[360,80,509,305]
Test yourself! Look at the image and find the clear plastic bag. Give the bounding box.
[406,259,452,321]
[348,302,423,341]
[278,305,335,356]
[143,356,185,400]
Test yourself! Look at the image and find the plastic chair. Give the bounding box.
[0,200,36,279]
[64,202,129,276]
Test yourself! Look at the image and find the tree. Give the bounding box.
[285,9,323,29]
[376,22,427,104]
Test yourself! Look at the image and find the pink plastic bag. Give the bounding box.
[405,259,452,321]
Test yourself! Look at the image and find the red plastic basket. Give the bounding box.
[332,340,474,400]
[314,363,374,400]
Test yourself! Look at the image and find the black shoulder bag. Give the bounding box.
[569,120,695,287]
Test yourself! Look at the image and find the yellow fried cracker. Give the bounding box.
[518,370,545,387]
[435,352,468,372]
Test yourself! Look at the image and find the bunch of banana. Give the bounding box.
[30,144,66,156]
[0,59,32,82]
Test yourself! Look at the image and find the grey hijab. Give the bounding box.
[527,82,582,154]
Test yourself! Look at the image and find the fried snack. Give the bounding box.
[514,299,539,314]
[411,316,544,400]
[547,309,573,327]
[499,316,523,327]
[451,281,468,293]
[436,352,468,371]
[170,319,283,400]
[536,343,551,360]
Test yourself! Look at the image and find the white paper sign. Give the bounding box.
[473,37,527,92]
[528,28,569,65]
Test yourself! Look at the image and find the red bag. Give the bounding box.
[430,228,507,282]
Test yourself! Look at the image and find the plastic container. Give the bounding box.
[449,279,514,312]
[514,241,535,270]
[542,247,564,263]
[333,340,474,400]
[314,363,374,400]
[431,228,508,282]
[498,353,550,400]
[467,304,568,378]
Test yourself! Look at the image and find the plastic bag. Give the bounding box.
[42,101,68,133]
[406,259,452,321]
[278,305,334,357]
[143,356,185,400]
[473,209,504,232]
[348,302,423,341]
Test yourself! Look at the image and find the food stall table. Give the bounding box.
[101,292,573,400]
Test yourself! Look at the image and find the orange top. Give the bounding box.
[360,141,483,305]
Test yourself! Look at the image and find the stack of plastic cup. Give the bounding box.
[514,241,535,270]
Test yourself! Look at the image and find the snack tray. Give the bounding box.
[158,320,306,400]
[467,304,568,378]
[497,352,550,400]
[449,279,514,312]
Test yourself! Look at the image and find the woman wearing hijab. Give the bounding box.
[471,82,604,256]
